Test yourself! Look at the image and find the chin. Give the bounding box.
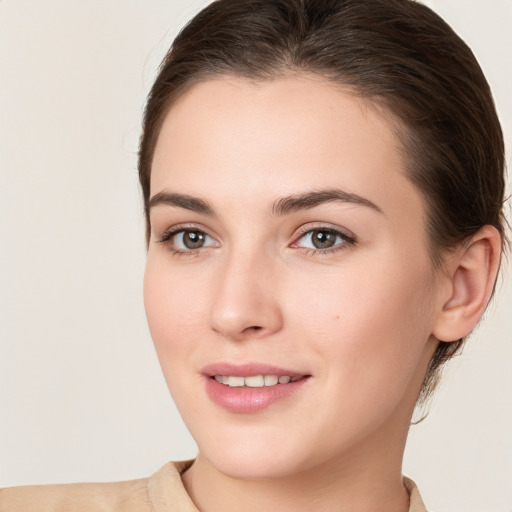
[194,426,323,481]
[205,450,309,481]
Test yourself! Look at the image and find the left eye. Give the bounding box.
[170,229,217,250]
[293,228,352,250]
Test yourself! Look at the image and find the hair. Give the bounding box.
[138,0,506,403]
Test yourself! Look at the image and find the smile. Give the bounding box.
[213,375,305,387]
[205,369,311,413]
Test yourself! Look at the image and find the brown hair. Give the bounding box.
[138,0,506,402]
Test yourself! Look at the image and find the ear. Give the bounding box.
[432,225,502,342]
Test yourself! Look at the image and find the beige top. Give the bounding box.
[0,460,428,512]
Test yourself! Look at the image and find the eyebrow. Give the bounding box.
[147,188,383,217]
[271,189,383,216]
[148,191,215,216]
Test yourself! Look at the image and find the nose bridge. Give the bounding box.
[208,240,283,340]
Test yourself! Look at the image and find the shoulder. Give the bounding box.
[0,460,196,512]
[404,476,429,512]
[0,477,151,512]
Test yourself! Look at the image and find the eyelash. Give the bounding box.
[158,224,217,257]
[157,225,356,257]
[291,225,356,256]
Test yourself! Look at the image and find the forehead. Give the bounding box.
[150,75,424,224]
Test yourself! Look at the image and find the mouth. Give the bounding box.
[202,363,311,413]
[212,374,306,387]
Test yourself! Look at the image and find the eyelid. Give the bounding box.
[157,223,214,241]
[157,223,220,253]
[289,223,357,253]
[291,223,356,243]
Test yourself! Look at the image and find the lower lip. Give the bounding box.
[205,377,310,413]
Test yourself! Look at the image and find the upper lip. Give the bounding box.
[201,362,308,378]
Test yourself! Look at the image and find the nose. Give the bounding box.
[208,250,283,341]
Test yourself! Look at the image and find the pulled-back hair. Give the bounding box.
[138,0,506,402]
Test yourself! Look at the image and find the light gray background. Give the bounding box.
[0,1,511,511]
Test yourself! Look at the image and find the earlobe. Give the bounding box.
[432,225,502,342]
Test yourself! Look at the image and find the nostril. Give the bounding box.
[239,325,264,336]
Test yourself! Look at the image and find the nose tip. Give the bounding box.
[211,321,265,340]
[208,262,283,341]
[209,298,283,341]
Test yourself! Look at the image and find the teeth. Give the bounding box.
[264,375,279,386]
[245,375,264,387]
[213,374,303,387]
[227,376,245,387]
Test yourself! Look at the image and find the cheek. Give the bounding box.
[143,258,208,417]
[143,256,204,361]
[287,256,435,392]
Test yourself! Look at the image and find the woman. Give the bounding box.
[0,0,507,510]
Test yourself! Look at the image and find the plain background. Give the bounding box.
[0,1,511,511]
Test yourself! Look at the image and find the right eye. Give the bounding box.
[160,228,218,252]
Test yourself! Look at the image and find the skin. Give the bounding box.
[143,75,499,512]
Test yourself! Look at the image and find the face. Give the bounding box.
[144,76,441,479]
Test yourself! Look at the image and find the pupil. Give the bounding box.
[312,230,335,249]
[184,231,205,249]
